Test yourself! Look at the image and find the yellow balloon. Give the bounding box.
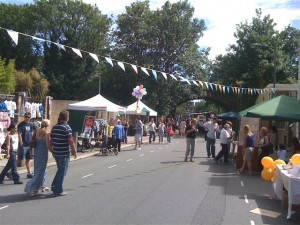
[291,154,300,165]
[274,159,286,165]
[261,156,274,168]
[261,168,274,181]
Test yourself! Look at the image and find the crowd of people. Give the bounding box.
[1,111,300,196]
[0,110,77,197]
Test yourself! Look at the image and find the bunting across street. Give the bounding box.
[0,26,276,96]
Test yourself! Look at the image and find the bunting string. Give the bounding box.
[0,26,275,96]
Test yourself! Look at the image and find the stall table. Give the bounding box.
[274,165,300,219]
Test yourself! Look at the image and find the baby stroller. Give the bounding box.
[99,135,118,156]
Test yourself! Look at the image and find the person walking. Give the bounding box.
[133,116,143,150]
[158,119,166,144]
[49,110,77,197]
[257,127,270,172]
[238,125,255,175]
[17,112,34,178]
[215,124,231,163]
[112,120,125,152]
[166,122,173,144]
[204,117,219,158]
[0,123,23,184]
[148,118,157,143]
[122,119,129,144]
[184,118,198,162]
[179,119,186,138]
[24,119,51,195]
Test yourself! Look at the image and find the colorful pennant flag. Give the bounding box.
[141,67,150,76]
[7,30,18,45]
[105,57,113,67]
[71,48,82,58]
[131,64,138,74]
[117,61,125,71]
[89,53,99,63]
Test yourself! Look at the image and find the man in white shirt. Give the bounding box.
[215,124,231,163]
[148,118,157,143]
[204,117,219,158]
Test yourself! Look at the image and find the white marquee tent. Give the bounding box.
[68,94,126,112]
[126,101,157,116]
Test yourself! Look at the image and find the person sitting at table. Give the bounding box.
[276,144,288,163]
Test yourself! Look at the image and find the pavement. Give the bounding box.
[0,135,146,175]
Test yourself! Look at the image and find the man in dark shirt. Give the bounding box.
[184,119,198,162]
[49,110,77,197]
[17,112,34,178]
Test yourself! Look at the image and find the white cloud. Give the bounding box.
[85,0,300,59]
[5,0,299,59]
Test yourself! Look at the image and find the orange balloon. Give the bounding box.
[291,154,300,166]
[274,159,286,165]
[261,156,274,168]
[261,168,274,181]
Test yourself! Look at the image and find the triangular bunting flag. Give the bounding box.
[71,48,82,58]
[141,67,150,76]
[218,84,222,92]
[105,57,113,67]
[185,79,191,85]
[192,80,199,86]
[204,82,208,89]
[131,64,138,74]
[198,81,203,87]
[213,83,218,91]
[161,72,167,80]
[54,43,66,51]
[227,86,230,93]
[7,30,18,45]
[209,83,214,91]
[151,70,158,81]
[117,61,125,71]
[222,86,226,93]
[89,53,99,63]
[169,74,177,80]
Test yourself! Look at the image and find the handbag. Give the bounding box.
[169,129,175,136]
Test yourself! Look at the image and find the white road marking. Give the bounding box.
[244,194,249,203]
[158,148,162,149]
[126,159,132,162]
[250,220,255,225]
[82,174,93,179]
[0,205,9,210]
[108,165,117,168]
[150,150,154,152]
[139,154,145,156]
[241,181,244,187]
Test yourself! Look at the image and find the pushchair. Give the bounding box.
[99,135,118,156]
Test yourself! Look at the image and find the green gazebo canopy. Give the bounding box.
[238,95,300,121]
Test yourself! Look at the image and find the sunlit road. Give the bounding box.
[0,138,298,225]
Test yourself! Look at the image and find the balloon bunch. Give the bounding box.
[261,154,300,181]
[132,84,147,100]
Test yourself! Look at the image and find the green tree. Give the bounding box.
[211,9,300,109]
[30,0,112,99]
[111,0,208,115]
[15,68,49,100]
[0,3,39,71]
[0,57,16,94]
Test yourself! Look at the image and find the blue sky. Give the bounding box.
[1,0,300,59]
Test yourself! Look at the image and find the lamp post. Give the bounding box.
[98,75,101,94]
[250,43,277,98]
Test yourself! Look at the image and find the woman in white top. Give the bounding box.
[0,123,23,184]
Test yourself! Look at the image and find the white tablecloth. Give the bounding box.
[274,165,300,219]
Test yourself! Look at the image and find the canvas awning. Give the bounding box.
[238,95,300,121]
[68,94,126,112]
[126,101,157,116]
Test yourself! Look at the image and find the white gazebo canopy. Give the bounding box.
[126,101,157,116]
[68,94,126,112]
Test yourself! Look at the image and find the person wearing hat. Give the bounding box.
[112,120,125,152]
[0,123,23,184]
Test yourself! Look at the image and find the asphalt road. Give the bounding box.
[0,138,299,225]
